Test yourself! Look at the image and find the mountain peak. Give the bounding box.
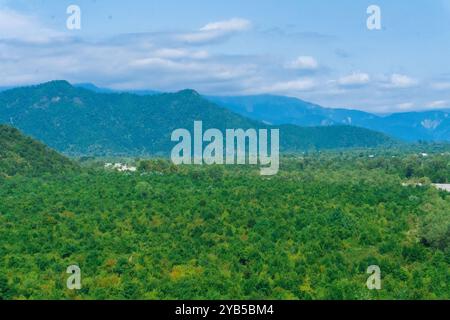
[40,80,73,89]
[176,89,201,97]
[0,80,75,95]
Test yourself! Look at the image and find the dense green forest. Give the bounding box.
[0,125,77,177]
[0,133,448,299]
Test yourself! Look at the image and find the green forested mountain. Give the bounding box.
[0,125,76,176]
[0,81,396,156]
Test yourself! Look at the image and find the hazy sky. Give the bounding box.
[1,0,450,113]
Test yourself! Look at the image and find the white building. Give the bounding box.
[104,163,137,172]
[433,184,450,192]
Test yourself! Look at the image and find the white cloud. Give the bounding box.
[0,9,258,91]
[178,18,251,44]
[152,48,209,60]
[397,102,415,110]
[426,100,448,108]
[285,56,319,70]
[431,82,450,90]
[338,72,370,86]
[255,79,316,94]
[200,18,251,33]
[0,8,63,43]
[386,74,418,88]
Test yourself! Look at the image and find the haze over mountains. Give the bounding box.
[0,81,394,156]
[208,96,450,142]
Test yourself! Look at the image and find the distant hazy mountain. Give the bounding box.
[0,81,394,156]
[0,86,14,92]
[208,95,450,142]
[0,125,76,176]
[366,111,450,142]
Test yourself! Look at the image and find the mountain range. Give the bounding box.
[0,81,394,156]
[208,95,450,142]
[78,83,450,142]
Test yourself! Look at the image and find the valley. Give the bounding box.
[0,126,449,299]
[0,82,448,300]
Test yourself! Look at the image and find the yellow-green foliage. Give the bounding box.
[0,155,448,300]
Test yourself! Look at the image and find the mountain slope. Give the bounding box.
[0,81,396,156]
[364,111,450,142]
[208,95,450,142]
[208,95,377,127]
[0,125,76,176]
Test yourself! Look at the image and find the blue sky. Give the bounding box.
[1,0,450,113]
